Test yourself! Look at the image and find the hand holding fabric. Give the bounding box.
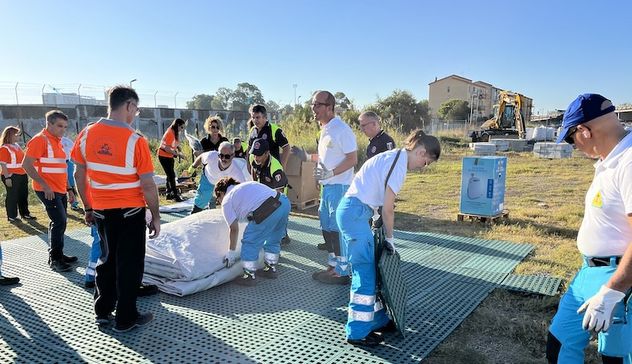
[577,285,626,332]
[384,238,396,254]
[224,250,238,268]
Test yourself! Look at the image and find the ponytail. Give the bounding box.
[404,129,441,161]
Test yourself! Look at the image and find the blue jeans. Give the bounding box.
[337,196,389,339]
[240,195,290,271]
[35,191,67,261]
[85,225,101,283]
[319,184,350,276]
[550,259,632,362]
[193,173,215,209]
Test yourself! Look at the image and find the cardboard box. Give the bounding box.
[460,156,507,216]
[285,147,308,176]
[287,161,319,206]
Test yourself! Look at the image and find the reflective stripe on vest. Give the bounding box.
[0,144,22,169]
[80,125,141,190]
[250,123,280,144]
[38,136,66,174]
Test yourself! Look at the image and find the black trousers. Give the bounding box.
[93,207,146,326]
[158,156,177,195]
[35,191,67,261]
[2,173,30,219]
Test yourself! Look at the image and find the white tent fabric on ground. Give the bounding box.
[158,198,195,213]
[142,209,262,296]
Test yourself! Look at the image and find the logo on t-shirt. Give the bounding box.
[275,174,281,182]
[97,143,113,156]
[592,191,603,208]
[386,142,394,150]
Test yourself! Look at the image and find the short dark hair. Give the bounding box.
[108,85,139,111]
[249,104,267,116]
[45,110,68,124]
[214,177,240,201]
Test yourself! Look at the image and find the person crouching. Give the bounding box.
[214,177,290,286]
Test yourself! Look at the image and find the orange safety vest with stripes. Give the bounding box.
[25,129,67,193]
[72,119,154,210]
[0,144,26,175]
[158,128,179,158]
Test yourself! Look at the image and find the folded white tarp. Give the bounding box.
[143,209,261,296]
[158,198,195,213]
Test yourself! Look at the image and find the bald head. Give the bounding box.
[311,90,336,124]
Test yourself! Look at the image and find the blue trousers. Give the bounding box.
[35,191,67,261]
[66,160,79,208]
[550,259,632,362]
[0,244,4,276]
[85,225,101,283]
[240,195,290,272]
[193,173,215,209]
[337,196,390,339]
[319,184,350,276]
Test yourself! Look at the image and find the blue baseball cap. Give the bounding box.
[556,93,615,144]
[249,138,269,156]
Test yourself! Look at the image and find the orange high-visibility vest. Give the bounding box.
[158,128,179,158]
[0,144,26,174]
[25,129,67,193]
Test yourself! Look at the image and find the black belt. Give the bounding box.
[586,256,622,267]
[247,192,281,223]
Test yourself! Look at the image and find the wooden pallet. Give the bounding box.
[291,198,319,211]
[457,209,509,224]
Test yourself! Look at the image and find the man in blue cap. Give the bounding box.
[547,94,632,363]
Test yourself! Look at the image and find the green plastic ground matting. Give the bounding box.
[0,214,535,363]
[500,274,562,296]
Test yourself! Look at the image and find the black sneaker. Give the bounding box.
[173,195,184,202]
[50,260,72,272]
[235,270,257,286]
[7,217,21,223]
[317,242,328,251]
[84,280,95,289]
[95,314,114,327]
[281,235,291,245]
[347,332,384,347]
[258,263,279,279]
[372,320,397,334]
[138,284,159,297]
[62,255,78,264]
[0,276,20,286]
[314,271,350,285]
[113,312,154,333]
[21,214,37,220]
[165,193,175,200]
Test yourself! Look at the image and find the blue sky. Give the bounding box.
[1,0,630,113]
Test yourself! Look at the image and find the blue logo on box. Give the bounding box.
[487,179,494,198]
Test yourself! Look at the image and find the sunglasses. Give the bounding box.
[219,153,233,160]
[210,125,220,130]
[311,102,329,108]
[565,125,591,144]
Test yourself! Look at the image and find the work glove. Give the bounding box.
[314,162,334,181]
[223,250,238,268]
[577,285,626,333]
[384,237,396,254]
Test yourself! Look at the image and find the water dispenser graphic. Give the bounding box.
[466,173,485,199]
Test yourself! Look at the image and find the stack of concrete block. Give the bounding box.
[489,139,510,152]
[505,139,530,152]
[533,142,573,159]
[469,142,496,156]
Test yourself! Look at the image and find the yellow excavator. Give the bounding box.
[470,91,529,142]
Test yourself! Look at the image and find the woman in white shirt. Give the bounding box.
[337,129,441,347]
[214,177,291,286]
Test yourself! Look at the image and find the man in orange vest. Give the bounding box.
[72,85,161,333]
[22,110,78,273]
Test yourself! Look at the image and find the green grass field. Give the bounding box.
[0,127,600,362]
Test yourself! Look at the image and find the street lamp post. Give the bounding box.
[129,79,137,88]
[78,84,82,105]
[154,91,158,108]
[174,92,179,109]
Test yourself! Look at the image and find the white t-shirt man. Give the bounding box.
[346,148,408,209]
[221,181,277,225]
[201,151,251,185]
[318,117,357,185]
[577,132,632,257]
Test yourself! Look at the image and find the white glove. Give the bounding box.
[577,285,626,333]
[223,250,238,268]
[314,163,334,181]
[385,238,396,254]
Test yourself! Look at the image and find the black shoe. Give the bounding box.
[138,284,159,297]
[372,320,397,334]
[347,332,384,347]
[62,255,78,263]
[96,314,114,327]
[113,312,154,333]
[84,280,95,289]
[190,205,204,215]
[314,271,350,285]
[165,193,175,200]
[0,276,20,286]
[258,263,279,279]
[22,214,37,220]
[7,217,21,223]
[50,260,72,272]
[173,195,184,202]
[281,235,291,245]
[317,242,328,251]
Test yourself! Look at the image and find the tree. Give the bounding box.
[368,90,430,132]
[186,94,214,110]
[231,82,265,111]
[265,100,281,113]
[334,92,353,111]
[437,99,470,121]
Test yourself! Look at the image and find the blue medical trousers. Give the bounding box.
[319,184,350,276]
[85,225,101,283]
[193,172,215,209]
[35,191,67,261]
[337,196,390,339]
[240,195,290,272]
[549,259,632,362]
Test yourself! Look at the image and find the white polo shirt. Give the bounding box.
[577,132,632,257]
[318,117,357,185]
[346,149,408,209]
[201,151,252,185]
[221,181,277,225]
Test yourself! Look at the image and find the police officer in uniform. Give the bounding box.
[247,104,290,168]
[359,111,395,160]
